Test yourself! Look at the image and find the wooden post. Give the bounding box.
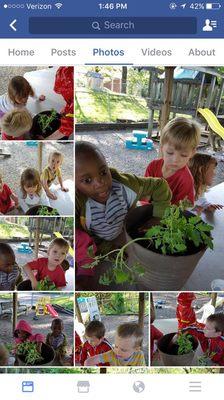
[211,293,217,308]
[150,293,155,323]
[160,67,175,134]
[12,292,18,334]
[147,70,156,138]
[75,295,83,324]
[38,142,43,173]
[138,293,145,330]
[34,218,41,258]
[205,75,216,109]
[196,73,205,115]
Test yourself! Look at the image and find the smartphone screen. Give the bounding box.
[0,0,224,398]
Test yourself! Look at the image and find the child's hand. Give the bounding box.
[206,204,223,212]
[31,280,38,290]
[14,197,19,207]
[61,186,69,193]
[47,192,57,200]
[38,95,46,101]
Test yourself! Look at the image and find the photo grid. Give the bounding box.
[1,65,224,374]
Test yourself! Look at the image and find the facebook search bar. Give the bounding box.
[29,17,197,35]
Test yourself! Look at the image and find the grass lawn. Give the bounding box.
[0,222,29,239]
[53,296,74,311]
[76,88,149,123]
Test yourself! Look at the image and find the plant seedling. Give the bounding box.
[16,342,43,365]
[36,277,58,291]
[176,332,194,355]
[37,206,58,216]
[38,109,58,133]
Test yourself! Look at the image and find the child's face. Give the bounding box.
[76,153,112,204]
[15,95,28,105]
[204,320,221,338]
[113,334,137,360]
[17,329,29,340]
[162,142,195,173]
[86,335,103,347]
[24,184,38,195]
[205,162,216,186]
[52,323,63,337]
[49,156,62,172]
[0,253,15,274]
[48,244,67,266]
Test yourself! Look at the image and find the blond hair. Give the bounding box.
[48,151,63,164]
[20,168,42,198]
[48,237,70,253]
[1,109,33,137]
[189,153,217,199]
[8,76,34,105]
[117,323,143,348]
[161,117,201,151]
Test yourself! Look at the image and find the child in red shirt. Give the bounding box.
[0,173,18,214]
[22,237,69,290]
[144,117,201,205]
[177,292,224,366]
[79,320,112,366]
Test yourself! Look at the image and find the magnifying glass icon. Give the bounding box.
[92,21,101,30]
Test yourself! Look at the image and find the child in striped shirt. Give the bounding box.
[84,322,146,367]
[0,243,21,291]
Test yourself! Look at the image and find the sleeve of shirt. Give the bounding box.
[173,172,195,206]
[80,342,88,366]
[41,168,48,182]
[144,161,156,177]
[56,168,62,179]
[27,259,40,271]
[5,184,12,196]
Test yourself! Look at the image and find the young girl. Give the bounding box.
[0,172,18,214]
[0,76,45,118]
[0,109,33,140]
[14,320,44,363]
[189,153,223,213]
[41,151,68,200]
[18,168,50,213]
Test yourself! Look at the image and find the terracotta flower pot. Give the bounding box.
[17,343,55,366]
[125,205,207,290]
[30,110,61,139]
[157,332,198,366]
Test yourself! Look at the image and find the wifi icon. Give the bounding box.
[55,2,63,9]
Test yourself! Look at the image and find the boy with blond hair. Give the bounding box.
[84,322,146,366]
[41,151,68,200]
[80,320,112,366]
[1,108,33,140]
[144,117,201,205]
[22,238,69,290]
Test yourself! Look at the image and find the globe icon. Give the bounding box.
[133,381,145,393]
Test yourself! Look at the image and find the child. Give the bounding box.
[79,320,112,366]
[47,67,74,140]
[22,237,69,289]
[0,109,33,140]
[150,303,163,364]
[0,75,45,118]
[46,318,67,363]
[144,117,201,205]
[75,228,97,284]
[177,292,224,366]
[41,151,68,200]
[189,153,223,214]
[0,243,21,291]
[84,323,146,367]
[18,168,50,213]
[14,319,44,359]
[0,172,18,214]
[76,141,171,243]
[0,343,9,366]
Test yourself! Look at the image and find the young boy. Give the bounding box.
[0,108,33,140]
[177,292,224,366]
[22,238,69,289]
[80,320,112,366]
[84,322,146,367]
[144,117,201,205]
[46,318,67,363]
[76,141,171,242]
[41,151,68,201]
[0,243,21,291]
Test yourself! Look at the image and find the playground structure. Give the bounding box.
[17,243,33,254]
[35,296,58,318]
[197,108,224,150]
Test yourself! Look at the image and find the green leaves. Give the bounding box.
[37,206,58,216]
[144,204,214,255]
[177,333,194,355]
[36,277,57,291]
[16,342,43,365]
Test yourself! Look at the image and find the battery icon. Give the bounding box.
[206,3,221,9]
